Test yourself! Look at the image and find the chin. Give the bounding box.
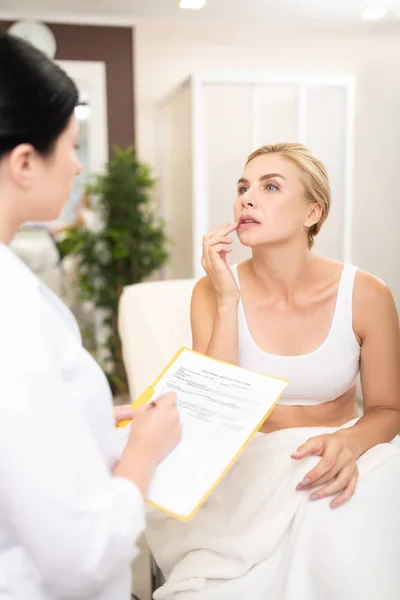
[238,239,256,248]
[41,210,63,223]
[46,201,67,222]
[237,230,264,247]
[238,233,282,249]
[32,196,66,223]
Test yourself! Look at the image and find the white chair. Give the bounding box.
[119,278,197,400]
[118,277,197,597]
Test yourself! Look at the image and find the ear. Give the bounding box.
[7,144,38,189]
[304,202,322,228]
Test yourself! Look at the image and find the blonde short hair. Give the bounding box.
[246,143,331,248]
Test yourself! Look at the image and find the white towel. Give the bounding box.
[146,419,400,600]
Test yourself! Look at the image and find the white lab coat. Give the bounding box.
[0,243,145,599]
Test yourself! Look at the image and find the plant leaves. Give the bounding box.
[59,146,169,393]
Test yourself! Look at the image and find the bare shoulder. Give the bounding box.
[353,269,394,304]
[192,275,213,294]
[191,275,217,315]
[192,275,215,301]
[353,268,398,340]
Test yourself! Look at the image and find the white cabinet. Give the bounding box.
[158,73,355,279]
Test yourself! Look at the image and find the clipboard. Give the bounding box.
[117,347,288,521]
[116,347,192,428]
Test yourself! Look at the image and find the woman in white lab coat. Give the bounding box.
[0,33,180,599]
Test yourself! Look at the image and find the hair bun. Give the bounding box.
[0,32,78,158]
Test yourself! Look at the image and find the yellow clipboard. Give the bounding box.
[117,347,289,521]
[116,347,192,427]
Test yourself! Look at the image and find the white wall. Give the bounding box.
[134,19,400,304]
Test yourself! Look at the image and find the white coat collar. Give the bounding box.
[0,241,41,289]
[0,242,81,341]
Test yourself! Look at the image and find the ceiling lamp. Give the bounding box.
[360,7,388,20]
[75,103,91,122]
[179,0,206,9]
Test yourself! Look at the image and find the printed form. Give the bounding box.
[131,348,288,520]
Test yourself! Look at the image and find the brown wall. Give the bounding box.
[0,22,134,157]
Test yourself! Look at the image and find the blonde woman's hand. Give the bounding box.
[202,222,240,306]
[292,430,360,508]
[127,392,181,465]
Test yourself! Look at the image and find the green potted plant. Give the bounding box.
[58,145,168,394]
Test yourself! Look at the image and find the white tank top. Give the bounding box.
[232,263,361,406]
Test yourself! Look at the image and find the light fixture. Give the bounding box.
[179,0,206,9]
[75,104,91,122]
[8,20,57,59]
[360,7,388,20]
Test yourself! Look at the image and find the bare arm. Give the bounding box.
[342,271,400,455]
[290,271,400,508]
[190,276,239,364]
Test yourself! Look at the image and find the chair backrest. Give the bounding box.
[118,278,197,399]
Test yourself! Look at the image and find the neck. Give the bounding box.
[0,199,22,246]
[251,239,317,300]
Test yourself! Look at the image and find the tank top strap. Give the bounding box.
[231,263,241,288]
[330,263,358,339]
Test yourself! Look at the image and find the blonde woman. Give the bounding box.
[147,143,400,600]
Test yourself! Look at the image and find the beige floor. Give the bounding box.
[132,535,152,600]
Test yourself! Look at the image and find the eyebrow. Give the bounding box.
[237,173,286,185]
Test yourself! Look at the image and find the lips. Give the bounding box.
[239,215,261,226]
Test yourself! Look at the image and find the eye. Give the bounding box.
[238,186,248,195]
[266,183,278,192]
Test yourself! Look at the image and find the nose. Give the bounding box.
[75,160,83,176]
[241,194,256,209]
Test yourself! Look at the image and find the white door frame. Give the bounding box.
[57,60,108,174]
[186,72,355,277]
[57,60,109,360]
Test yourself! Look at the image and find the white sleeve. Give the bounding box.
[0,294,146,599]
[0,374,146,599]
